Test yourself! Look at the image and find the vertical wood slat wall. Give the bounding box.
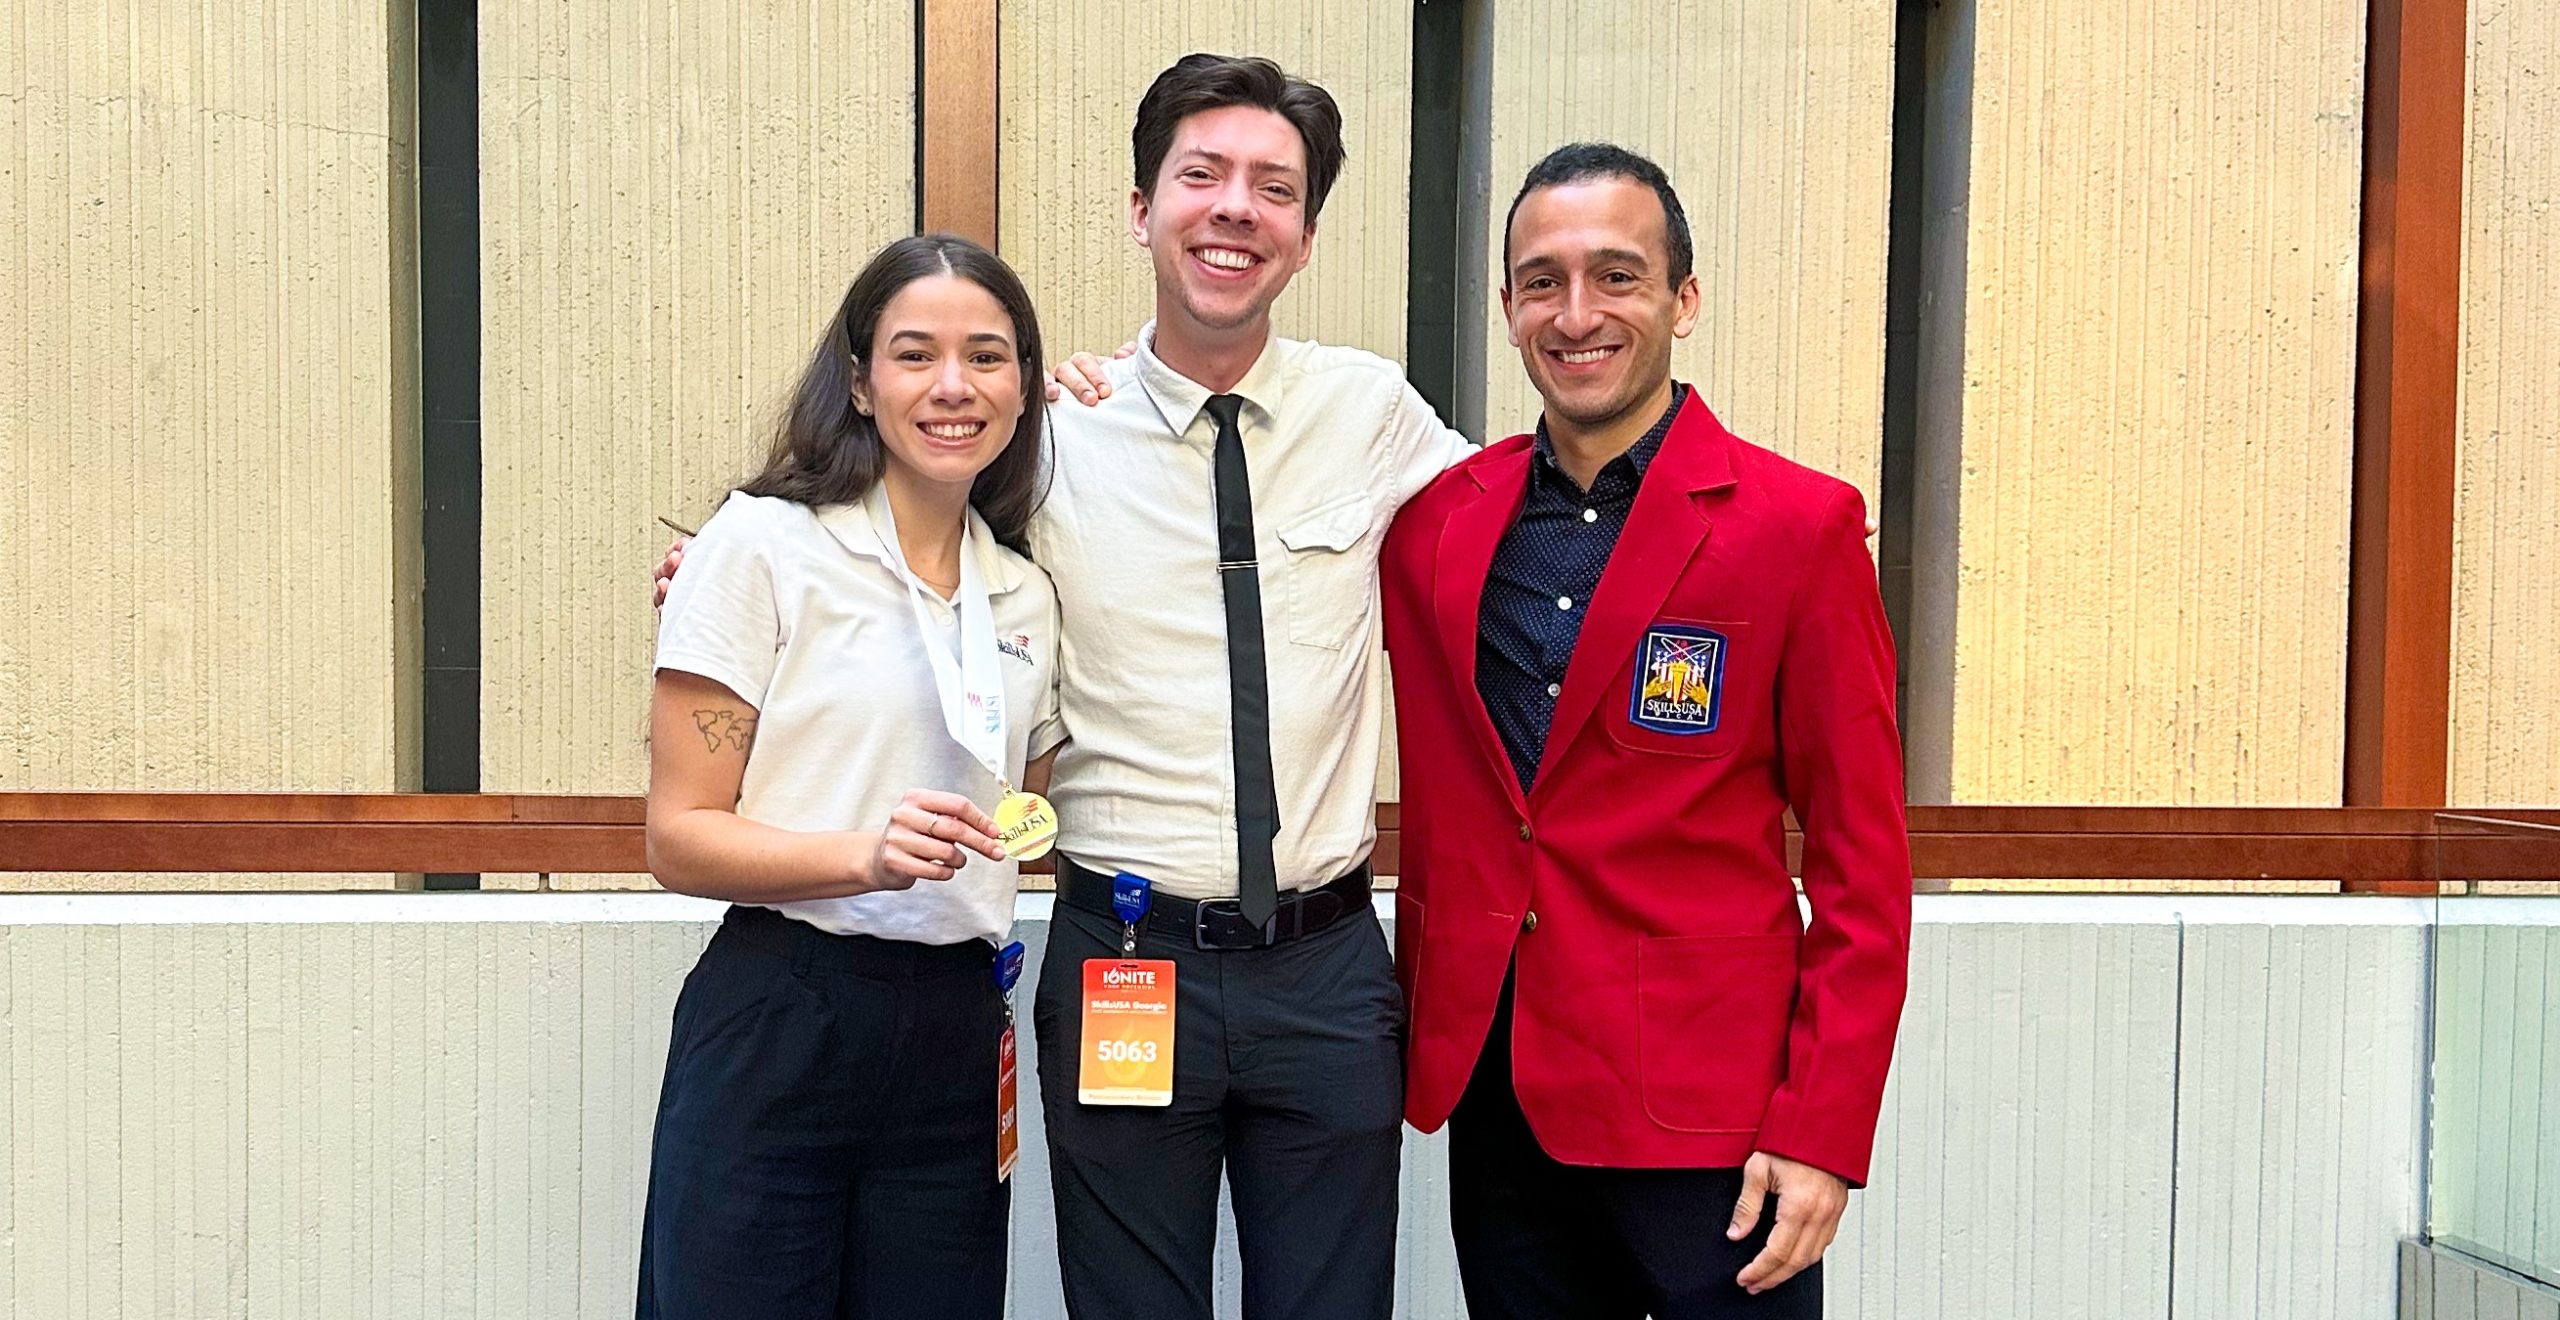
[1,0,2550,901]
[2447,0,2560,807]
[1906,0,2368,809]
[474,0,915,891]
[0,0,419,892]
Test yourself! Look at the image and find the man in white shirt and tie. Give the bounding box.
[1021,53,1473,1320]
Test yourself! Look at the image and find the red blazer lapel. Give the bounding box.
[1532,392,1740,794]
[1434,444,1535,817]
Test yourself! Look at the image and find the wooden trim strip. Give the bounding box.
[0,792,644,824]
[0,823,647,877]
[918,0,1000,244]
[2346,0,2467,809]
[1904,805,2470,834]
[5,795,2556,884]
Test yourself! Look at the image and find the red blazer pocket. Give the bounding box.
[1637,933,1797,1132]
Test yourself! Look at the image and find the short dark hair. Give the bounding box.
[1132,53,1347,225]
[739,234,1050,552]
[1502,142,1694,288]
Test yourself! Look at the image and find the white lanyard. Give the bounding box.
[874,488,1009,789]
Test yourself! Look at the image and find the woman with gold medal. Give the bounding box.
[639,233,1061,1319]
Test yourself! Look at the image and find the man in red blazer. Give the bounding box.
[1382,143,1912,1317]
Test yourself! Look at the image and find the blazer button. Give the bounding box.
[1517,822,1532,841]
[1523,910,1540,932]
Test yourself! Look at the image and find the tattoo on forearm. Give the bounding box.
[691,709,758,753]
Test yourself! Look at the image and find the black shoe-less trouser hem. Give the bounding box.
[1034,897,1405,1320]
[638,905,1010,1320]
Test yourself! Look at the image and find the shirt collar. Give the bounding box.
[1531,381,1689,489]
[814,482,1027,595]
[1134,319,1289,440]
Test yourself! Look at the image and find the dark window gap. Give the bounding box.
[1879,0,1931,759]
[419,0,482,890]
[1404,0,1467,426]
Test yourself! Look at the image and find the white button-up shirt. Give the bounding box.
[656,486,1066,944]
[1030,324,1474,900]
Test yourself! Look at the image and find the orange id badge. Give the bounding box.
[1078,959,1177,1106]
[996,1023,1021,1180]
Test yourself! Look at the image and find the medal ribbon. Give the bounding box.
[875,487,1009,790]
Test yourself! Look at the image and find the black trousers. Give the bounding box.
[1032,896,1406,1320]
[637,905,1011,1320]
[1450,981,1822,1320]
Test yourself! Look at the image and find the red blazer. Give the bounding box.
[1382,391,1911,1184]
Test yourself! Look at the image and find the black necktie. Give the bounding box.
[1206,393,1282,928]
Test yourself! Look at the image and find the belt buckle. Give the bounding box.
[1193,898,1281,951]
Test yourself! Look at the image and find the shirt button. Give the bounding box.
[1517,822,1532,842]
[1545,682,1561,698]
[1523,910,1540,933]
[1556,596,1573,611]
[1582,508,1598,523]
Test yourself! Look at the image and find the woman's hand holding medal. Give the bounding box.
[866,788,1006,891]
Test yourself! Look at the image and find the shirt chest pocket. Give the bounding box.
[1276,497,1376,652]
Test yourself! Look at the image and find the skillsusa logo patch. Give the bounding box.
[996,632,1035,665]
[1628,625,1727,734]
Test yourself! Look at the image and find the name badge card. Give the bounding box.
[997,1025,1022,1179]
[995,939,1025,1181]
[1077,959,1177,1106]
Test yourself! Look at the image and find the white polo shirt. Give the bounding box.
[1030,324,1475,900]
[655,486,1065,945]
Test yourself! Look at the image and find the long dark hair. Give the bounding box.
[739,234,1049,551]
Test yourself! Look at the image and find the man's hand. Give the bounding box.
[652,536,689,610]
[1728,1150,1848,1295]
[1043,341,1139,406]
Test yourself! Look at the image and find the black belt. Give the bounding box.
[1056,858,1371,951]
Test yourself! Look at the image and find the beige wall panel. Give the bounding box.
[1455,0,1894,498]
[0,915,707,1319]
[477,0,914,875]
[1833,919,2180,1315]
[2449,0,2560,806]
[0,0,419,891]
[1,896,2447,1317]
[996,1,1414,368]
[2430,916,2560,1278]
[2172,922,2429,1319]
[1908,0,2364,805]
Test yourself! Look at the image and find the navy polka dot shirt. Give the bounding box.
[1475,383,1689,793]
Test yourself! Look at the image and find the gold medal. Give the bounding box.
[994,787,1059,862]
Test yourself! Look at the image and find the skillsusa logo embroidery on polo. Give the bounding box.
[996,632,1035,665]
[1629,625,1727,734]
